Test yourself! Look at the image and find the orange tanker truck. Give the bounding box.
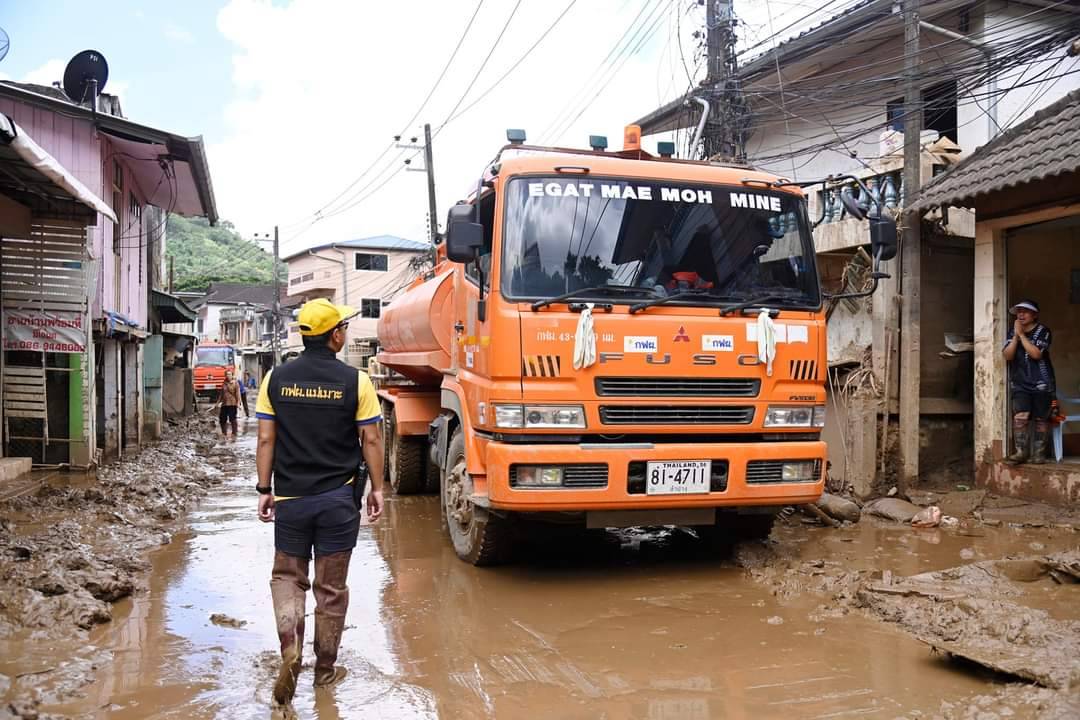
[375,127,896,565]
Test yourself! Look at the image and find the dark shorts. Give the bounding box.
[1012,390,1052,420]
[274,483,360,559]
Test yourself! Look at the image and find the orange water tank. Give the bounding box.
[376,266,454,384]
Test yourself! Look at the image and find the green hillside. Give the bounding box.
[165,215,277,290]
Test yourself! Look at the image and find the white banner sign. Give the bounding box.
[3,309,87,353]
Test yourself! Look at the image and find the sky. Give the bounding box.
[0,0,840,257]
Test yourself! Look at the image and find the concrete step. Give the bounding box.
[0,457,32,483]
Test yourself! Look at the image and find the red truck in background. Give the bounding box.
[193,342,237,400]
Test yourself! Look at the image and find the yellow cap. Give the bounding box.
[294,298,356,336]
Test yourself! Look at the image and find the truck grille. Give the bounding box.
[627,460,729,494]
[595,377,759,397]
[599,405,755,425]
[509,464,608,488]
[745,459,822,484]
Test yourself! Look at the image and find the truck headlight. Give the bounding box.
[782,461,817,481]
[513,466,564,486]
[494,404,586,429]
[764,405,825,428]
[494,405,524,428]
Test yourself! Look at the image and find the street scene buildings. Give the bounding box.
[0,2,1078,718]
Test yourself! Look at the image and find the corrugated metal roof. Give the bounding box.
[913,87,1080,210]
[283,235,430,261]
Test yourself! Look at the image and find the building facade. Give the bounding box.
[636,0,1080,497]
[0,79,216,464]
[282,236,431,366]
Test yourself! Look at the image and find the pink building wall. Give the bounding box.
[0,97,149,328]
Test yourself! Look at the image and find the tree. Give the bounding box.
[165,215,277,290]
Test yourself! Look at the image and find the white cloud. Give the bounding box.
[209,0,686,253]
[22,58,65,87]
[164,22,195,44]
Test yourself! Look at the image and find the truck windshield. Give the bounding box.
[501,177,819,309]
[196,348,232,367]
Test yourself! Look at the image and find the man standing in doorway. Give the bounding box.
[254,298,385,706]
[1003,299,1055,465]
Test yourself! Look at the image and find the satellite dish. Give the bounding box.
[0,28,9,63]
[62,50,108,105]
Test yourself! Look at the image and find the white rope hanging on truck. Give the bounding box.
[756,309,777,377]
[573,303,597,370]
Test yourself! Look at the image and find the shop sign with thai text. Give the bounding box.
[2,309,86,353]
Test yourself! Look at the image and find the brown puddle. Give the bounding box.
[6,435,1077,719]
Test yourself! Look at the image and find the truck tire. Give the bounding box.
[699,512,775,550]
[423,455,440,495]
[387,409,426,495]
[442,428,512,565]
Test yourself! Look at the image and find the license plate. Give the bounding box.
[202,384,215,389]
[646,460,711,495]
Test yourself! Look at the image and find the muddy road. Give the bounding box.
[4,427,1079,719]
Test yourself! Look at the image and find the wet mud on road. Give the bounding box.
[3,425,1078,718]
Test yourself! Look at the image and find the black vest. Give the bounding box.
[269,346,362,497]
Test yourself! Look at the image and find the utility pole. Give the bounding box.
[899,0,923,492]
[272,225,281,368]
[423,123,438,245]
[399,127,439,267]
[168,256,174,294]
[700,0,746,161]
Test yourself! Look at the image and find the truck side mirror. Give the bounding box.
[446,204,484,263]
[869,215,898,262]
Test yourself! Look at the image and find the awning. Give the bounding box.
[101,132,212,220]
[0,113,117,226]
[152,289,197,323]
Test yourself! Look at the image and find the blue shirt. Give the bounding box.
[1004,323,1055,393]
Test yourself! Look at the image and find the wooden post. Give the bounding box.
[899,0,923,492]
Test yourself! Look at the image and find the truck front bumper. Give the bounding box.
[482,440,826,512]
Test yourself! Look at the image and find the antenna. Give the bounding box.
[0,28,9,64]
[62,50,108,108]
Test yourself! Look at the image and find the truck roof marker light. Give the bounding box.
[589,135,608,151]
[657,141,675,158]
[623,124,641,152]
[506,128,526,145]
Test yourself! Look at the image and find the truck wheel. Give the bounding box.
[442,429,511,565]
[733,513,775,540]
[699,512,775,550]
[387,409,425,495]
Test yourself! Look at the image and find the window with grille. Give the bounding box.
[360,298,381,318]
[355,253,388,271]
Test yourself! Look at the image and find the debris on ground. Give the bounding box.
[910,505,942,527]
[0,416,245,716]
[815,492,861,523]
[210,613,247,629]
[858,551,1080,690]
[864,497,922,522]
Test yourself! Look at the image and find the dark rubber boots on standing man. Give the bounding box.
[270,549,352,704]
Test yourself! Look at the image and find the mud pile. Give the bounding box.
[0,418,239,640]
[858,551,1080,690]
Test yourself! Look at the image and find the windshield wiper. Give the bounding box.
[628,289,733,314]
[718,292,806,316]
[531,285,658,311]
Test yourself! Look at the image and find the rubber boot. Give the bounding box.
[1030,421,1050,465]
[312,550,351,687]
[1004,419,1029,465]
[270,552,311,705]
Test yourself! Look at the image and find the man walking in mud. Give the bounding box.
[1003,299,1056,464]
[253,298,385,706]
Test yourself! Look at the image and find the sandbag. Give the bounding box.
[865,497,921,523]
[816,493,861,523]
